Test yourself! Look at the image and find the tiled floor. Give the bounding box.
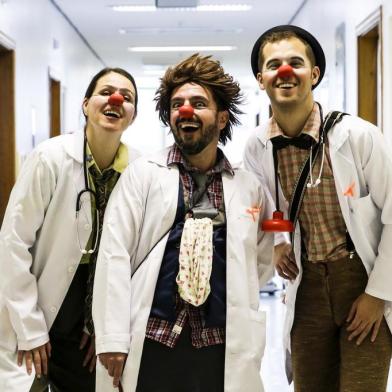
[259,292,392,392]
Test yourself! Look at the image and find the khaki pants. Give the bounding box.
[291,254,392,392]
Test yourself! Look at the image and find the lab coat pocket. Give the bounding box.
[249,308,266,364]
[234,211,258,250]
[349,194,381,251]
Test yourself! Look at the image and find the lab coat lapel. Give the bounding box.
[222,171,236,211]
[148,149,179,226]
[65,132,93,243]
[328,125,359,225]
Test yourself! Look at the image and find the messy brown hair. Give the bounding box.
[155,53,243,145]
[258,31,316,71]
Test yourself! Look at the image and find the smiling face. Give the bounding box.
[83,71,136,136]
[169,82,228,156]
[257,37,320,112]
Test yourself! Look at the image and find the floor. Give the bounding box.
[259,292,392,392]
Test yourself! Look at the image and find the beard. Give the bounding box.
[171,118,221,156]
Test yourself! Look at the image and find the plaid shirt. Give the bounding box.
[145,144,234,348]
[266,104,348,262]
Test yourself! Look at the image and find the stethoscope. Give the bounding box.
[75,134,99,254]
[307,104,325,188]
[75,92,125,254]
[261,64,326,232]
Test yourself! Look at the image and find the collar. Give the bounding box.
[86,141,128,175]
[266,102,321,143]
[167,143,234,176]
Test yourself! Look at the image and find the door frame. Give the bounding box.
[356,6,383,128]
[0,31,16,223]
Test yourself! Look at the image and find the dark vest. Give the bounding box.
[150,181,227,328]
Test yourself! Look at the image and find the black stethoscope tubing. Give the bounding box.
[75,134,99,254]
[76,134,97,213]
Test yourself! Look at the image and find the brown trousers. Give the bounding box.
[291,254,392,392]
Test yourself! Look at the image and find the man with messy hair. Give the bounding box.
[92,53,275,392]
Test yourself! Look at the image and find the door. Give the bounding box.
[50,77,61,137]
[357,7,383,127]
[0,44,16,223]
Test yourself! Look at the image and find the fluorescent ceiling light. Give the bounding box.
[129,46,236,52]
[111,4,251,12]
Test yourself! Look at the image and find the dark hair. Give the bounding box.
[258,31,316,71]
[83,67,138,116]
[155,53,243,145]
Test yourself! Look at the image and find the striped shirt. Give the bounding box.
[145,144,233,348]
[267,104,348,262]
[80,142,128,264]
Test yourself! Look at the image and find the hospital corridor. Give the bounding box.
[1,0,392,391]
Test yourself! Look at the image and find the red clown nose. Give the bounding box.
[277,64,294,79]
[108,93,124,106]
[178,105,194,119]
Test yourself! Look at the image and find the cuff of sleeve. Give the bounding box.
[17,333,50,351]
[274,232,290,246]
[366,257,392,302]
[95,333,130,355]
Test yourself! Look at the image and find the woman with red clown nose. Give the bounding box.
[0,67,140,392]
[244,24,392,391]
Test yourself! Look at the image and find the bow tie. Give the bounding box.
[270,133,315,150]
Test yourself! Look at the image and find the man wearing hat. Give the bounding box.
[244,25,392,391]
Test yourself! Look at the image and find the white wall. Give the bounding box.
[291,0,392,144]
[121,76,168,155]
[1,0,391,162]
[0,0,103,160]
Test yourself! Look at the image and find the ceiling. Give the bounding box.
[53,0,307,83]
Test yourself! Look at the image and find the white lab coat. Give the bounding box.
[93,148,275,392]
[0,131,140,391]
[243,114,392,381]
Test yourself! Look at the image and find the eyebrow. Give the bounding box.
[265,56,305,67]
[171,95,209,102]
[99,84,135,96]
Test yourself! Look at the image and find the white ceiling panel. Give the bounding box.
[53,0,306,78]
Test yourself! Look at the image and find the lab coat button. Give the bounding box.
[50,306,57,313]
[84,224,90,230]
[68,265,75,273]
[349,208,354,213]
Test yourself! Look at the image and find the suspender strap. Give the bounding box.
[272,146,281,212]
[285,111,347,242]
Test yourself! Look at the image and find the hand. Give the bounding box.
[80,332,96,373]
[99,352,127,388]
[346,293,385,345]
[17,341,51,378]
[274,242,298,280]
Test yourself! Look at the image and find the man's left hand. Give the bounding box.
[346,293,385,345]
[80,332,96,372]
